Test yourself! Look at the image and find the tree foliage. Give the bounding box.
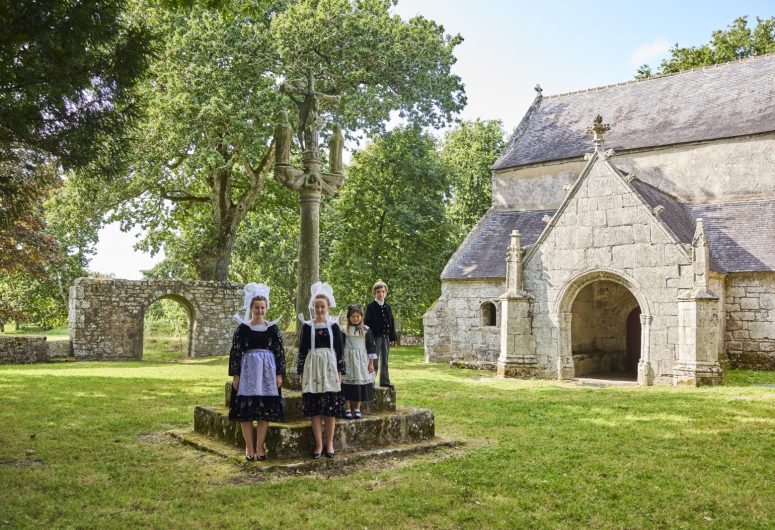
[80,0,465,282]
[0,0,152,275]
[441,119,505,242]
[636,16,775,79]
[322,126,454,333]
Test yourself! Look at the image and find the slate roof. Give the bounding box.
[630,178,775,272]
[442,209,554,280]
[685,198,775,272]
[444,182,775,279]
[493,54,775,170]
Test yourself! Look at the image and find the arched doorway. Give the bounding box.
[568,280,640,380]
[141,295,195,360]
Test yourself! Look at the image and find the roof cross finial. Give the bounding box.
[586,115,610,151]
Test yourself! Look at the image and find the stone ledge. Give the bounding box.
[194,405,435,458]
[168,428,459,473]
[448,360,497,371]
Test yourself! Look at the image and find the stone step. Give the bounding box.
[194,404,435,459]
[223,381,396,421]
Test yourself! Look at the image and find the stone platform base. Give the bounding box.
[169,428,457,473]
[194,405,435,458]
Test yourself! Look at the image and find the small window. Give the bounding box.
[481,302,497,327]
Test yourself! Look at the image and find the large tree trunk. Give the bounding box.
[195,228,236,281]
[194,143,274,282]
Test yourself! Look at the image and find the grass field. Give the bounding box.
[0,347,773,529]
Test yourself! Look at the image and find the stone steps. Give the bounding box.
[194,404,435,458]
[223,382,396,421]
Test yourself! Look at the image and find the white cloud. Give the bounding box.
[630,37,672,67]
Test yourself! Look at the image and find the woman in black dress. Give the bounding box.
[297,281,346,459]
[228,283,285,461]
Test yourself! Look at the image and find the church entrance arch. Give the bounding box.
[556,270,653,384]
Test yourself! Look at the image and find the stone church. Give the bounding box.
[424,54,775,385]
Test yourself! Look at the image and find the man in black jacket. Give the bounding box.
[364,279,395,388]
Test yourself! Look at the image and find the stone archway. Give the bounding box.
[69,279,243,360]
[140,294,196,359]
[555,270,653,385]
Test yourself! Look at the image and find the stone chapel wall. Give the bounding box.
[493,133,775,210]
[423,280,503,364]
[724,272,775,370]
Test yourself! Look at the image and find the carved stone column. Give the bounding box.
[637,314,654,385]
[297,189,322,318]
[497,230,537,378]
[556,312,574,379]
[673,219,723,386]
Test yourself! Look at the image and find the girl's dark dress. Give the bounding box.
[228,323,285,422]
[297,322,347,417]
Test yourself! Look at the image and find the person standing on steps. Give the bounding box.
[297,282,346,459]
[228,283,285,462]
[364,279,396,389]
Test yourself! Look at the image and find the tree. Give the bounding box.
[0,0,153,274]
[90,0,465,281]
[322,126,454,333]
[441,119,505,242]
[636,16,775,78]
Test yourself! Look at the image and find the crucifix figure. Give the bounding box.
[275,71,346,324]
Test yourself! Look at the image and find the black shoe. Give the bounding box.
[353,410,362,419]
[311,452,321,459]
[344,411,353,420]
[255,454,266,461]
[325,451,335,459]
[245,454,255,462]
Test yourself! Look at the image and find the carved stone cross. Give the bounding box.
[274,71,346,322]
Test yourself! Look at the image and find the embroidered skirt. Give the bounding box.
[301,347,346,417]
[229,349,283,422]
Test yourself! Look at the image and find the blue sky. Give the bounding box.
[89,0,775,278]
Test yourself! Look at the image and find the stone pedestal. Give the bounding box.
[497,295,537,378]
[674,291,723,386]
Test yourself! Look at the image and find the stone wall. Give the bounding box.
[493,133,775,210]
[69,278,244,360]
[724,272,775,369]
[46,340,72,359]
[0,336,47,364]
[423,279,504,363]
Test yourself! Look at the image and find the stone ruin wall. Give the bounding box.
[724,272,775,370]
[0,337,72,365]
[69,278,244,361]
[423,279,504,365]
[0,336,47,364]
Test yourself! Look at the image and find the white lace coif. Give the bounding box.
[235,282,271,324]
[308,281,336,309]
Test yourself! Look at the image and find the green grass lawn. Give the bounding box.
[1,347,773,529]
[0,325,70,340]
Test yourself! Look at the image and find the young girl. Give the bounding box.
[297,281,346,459]
[228,283,285,461]
[341,304,376,419]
